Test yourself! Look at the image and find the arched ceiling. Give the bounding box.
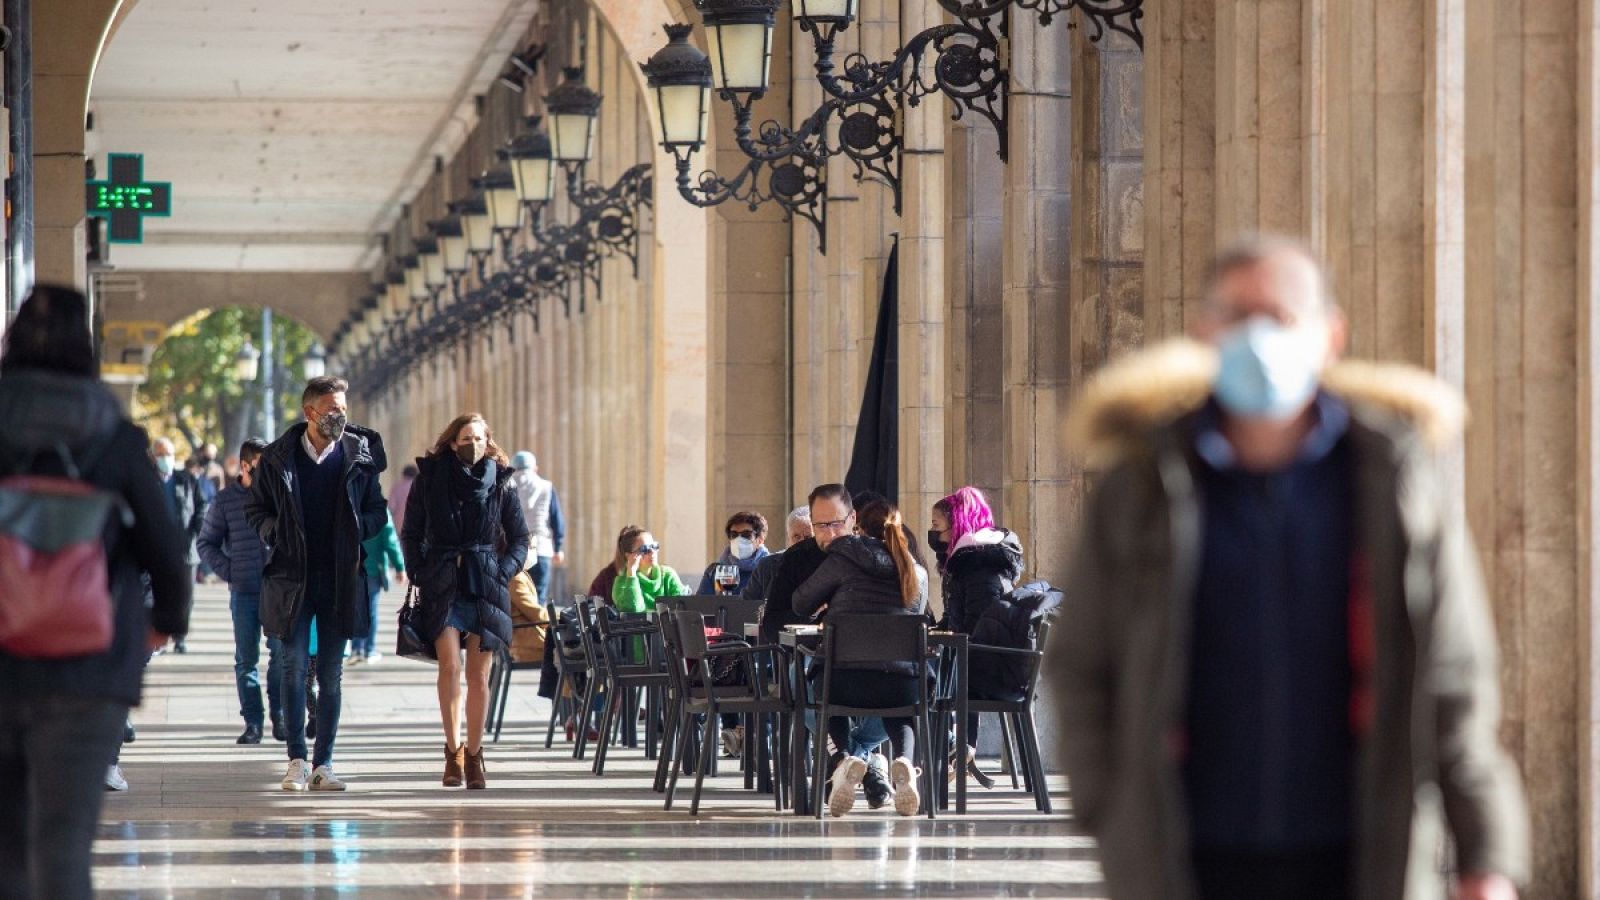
[88,0,541,272]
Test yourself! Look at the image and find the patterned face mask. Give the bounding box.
[316,411,348,442]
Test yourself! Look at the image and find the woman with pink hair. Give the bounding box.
[929,486,1025,778]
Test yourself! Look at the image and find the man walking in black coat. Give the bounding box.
[246,376,387,792]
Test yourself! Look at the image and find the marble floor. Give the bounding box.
[98,585,1102,897]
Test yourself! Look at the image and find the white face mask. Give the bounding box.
[729,536,757,561]
[1213,316,1327,420]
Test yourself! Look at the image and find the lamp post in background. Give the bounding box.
[260,307,274,439]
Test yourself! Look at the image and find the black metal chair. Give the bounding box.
[543,595,598,753]
[805,614,938,820]
[588,602,669,775]
[488,593,563,743]
[936,617,1055,813]
[658,607,788,815]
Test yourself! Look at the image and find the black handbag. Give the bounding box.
[396,584,436,662]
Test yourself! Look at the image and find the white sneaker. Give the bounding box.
[828,755,867,818]
[105,764,129,792]
[346,654,364,667]
[364,651,382,665]
[281,759,311,792]
[309,764,347,791]
[890,757,922,816]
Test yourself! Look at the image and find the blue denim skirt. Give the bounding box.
[445,598,484,646]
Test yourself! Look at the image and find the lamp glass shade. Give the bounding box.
[488,185,523,229]
[511,155,555,202]
[422,249,446,288]
[405,264,428,301]
[302,344,326,379]
[657,83,711,147]
[464,209,495,253]
[440,232,470,273]
[549,112,595,162]
[234,342,260,382]
[706,21,772,92]
[796,0,855,23]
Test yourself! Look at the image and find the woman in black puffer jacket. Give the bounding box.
[400,413,529,790]
[929,487,1024,761]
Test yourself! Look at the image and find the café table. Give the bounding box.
[776,626,969,816]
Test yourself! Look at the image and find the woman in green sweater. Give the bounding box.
[611,529,688,612]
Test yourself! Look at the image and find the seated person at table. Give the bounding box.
[741,506,811,604]
[696,511,772,595]
[757,485,851,644]
[586,525,640,606]
[792,500,929,818]
[612,528,687,613]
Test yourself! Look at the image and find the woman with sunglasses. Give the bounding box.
[611,529,687,613]
[694,511,771,596]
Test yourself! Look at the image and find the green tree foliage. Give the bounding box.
[136,307,318,458]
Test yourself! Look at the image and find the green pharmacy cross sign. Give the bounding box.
[85,153,172,243]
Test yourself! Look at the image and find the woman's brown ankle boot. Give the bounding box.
[443,744,465,787]
[465,747,487,790]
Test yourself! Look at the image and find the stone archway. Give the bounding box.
[31,0,134,290]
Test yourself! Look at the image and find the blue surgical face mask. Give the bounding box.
[154,455,175,477]
[1213,316,1326,420]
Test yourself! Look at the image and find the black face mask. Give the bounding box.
[928,530,949,556]
[456,443,485,466]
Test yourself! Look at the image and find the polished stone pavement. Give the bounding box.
[98,585,1102,897]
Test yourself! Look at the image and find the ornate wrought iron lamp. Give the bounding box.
[642,0,1143,250]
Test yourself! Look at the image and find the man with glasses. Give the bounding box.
[757,485,851,645]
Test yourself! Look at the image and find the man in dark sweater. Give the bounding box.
[756,488,843,645]
[247,376,387,793]
[198,437,278,745]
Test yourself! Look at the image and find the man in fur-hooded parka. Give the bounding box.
[1048,238,1528,900]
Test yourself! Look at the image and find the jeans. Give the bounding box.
[848,717,889,759]
[280,599,347,767]
[823,672,918,763]
[229,591,282,728]
[529,556,553,603]
[0,695,129,900]
[352,584,381,656]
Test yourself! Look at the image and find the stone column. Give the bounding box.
[1460,1,1581,893]
[1580,3,1600,891]
[1142,0,1216,340]
[1001,11,1074,582]
[943,106,1004,500]
[1070,27,1145,377]
[895,0,946,538]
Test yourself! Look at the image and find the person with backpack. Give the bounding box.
[928,486,1025,782]
[198,437,282,744]
[0,285,192,899]
[247,375,388,793]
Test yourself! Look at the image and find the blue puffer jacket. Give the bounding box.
[197,482,266,594]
